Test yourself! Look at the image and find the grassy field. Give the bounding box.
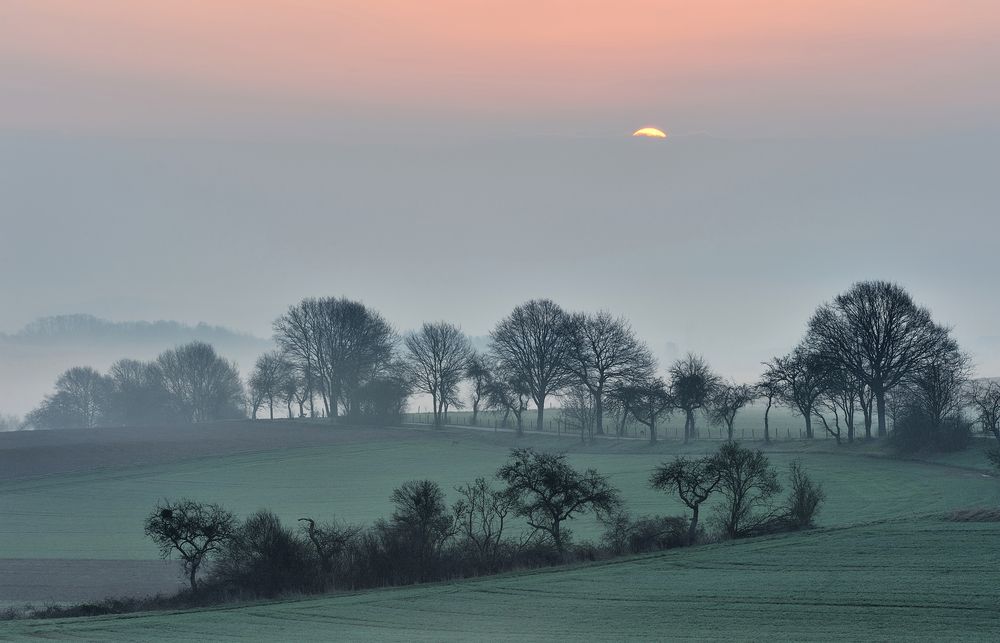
[1,425,996,560]
[5,516,999,640]
[0,420,997,638]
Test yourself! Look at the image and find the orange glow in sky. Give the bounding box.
[2,0,998,136]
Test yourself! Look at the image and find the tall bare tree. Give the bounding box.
[764,346,830,439]
[275,297,396,420]
[563,311,655,436]
[273,301,320,418]
[668,353,720,443]
[614,377,672,444]
[709,381,755,441]
[27,366,113,429]
[490,299,574,432]
[807,281,953,437]
[969,380,1000,444]
[403,322,472,427]
[754,370,784,444]
[814,367,860,444]
[465,351,493,426]
[249,351,290,420]
[901,341,970,430]
[157,342,245,423]
[485,367,531,435]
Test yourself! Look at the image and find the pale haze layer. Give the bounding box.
[2,1,999,414]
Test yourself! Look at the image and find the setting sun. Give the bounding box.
[632,127,667,138]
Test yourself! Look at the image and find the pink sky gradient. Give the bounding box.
[3,1,998,137]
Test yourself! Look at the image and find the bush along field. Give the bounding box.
[8,442,825,614]
[3,426,1000,641]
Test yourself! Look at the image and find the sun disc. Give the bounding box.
[632,127,667,138]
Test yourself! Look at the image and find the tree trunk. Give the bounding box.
[649,416,657,444]
[471,402,479,426]
[804,413,813,439]
[536,398,545,433]
[764,399,772,443]
[269,399,274,421]
[876,390,888,438]
[431,392,440,427]
[594,386,604,435]
[726,420,734,442]
[552,521,563,554]
[688,504,700,545]
[188,563,199,593]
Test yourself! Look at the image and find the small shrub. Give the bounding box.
[891,405,972,453]
[784,461,825,529]
[602,512,691,554]
[212,511,316,598]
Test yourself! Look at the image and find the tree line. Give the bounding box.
[143,442,823,604]
[27,342,244,429]
[25,280,1000,460]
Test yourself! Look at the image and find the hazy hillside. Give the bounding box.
[0,315,272,417]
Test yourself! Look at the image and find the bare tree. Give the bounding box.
[403,322,472,427]
[485,368,531,435]
[814,367,860,444]
[614,377,672,444]
[273,301,320,418]
[107,359,175,426]
[903,342,971,430]
[764,346,830,439]
[711,442,781,539]
[157,342,245,423]
[650,456,721,544]
[563,311,655,435]
[969,380,1000,444]
[249,351,290,420]
[497,448,620,554]
[561,385,600,443]
[274,298,396,420]
[709,381,755,441]
[807,281,954,437]
[452,477,522,573]
[491,299,574,433]
[465,351,493,426]
[754,370,784,444]
[144,499,236,593]
[27,366,112,429]
[298,517,360,591]
[668,353,720,442]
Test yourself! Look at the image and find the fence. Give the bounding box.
[404,408,838,442]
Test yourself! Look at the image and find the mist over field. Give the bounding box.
[4,2,1000,639]
[3,131,998,418]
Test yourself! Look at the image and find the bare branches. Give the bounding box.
[490,299,574,432]
[668,353,720,443]
[403,322,472,427]
[807,281,954,437]
[709,381,755,441]
[563,311,656,435]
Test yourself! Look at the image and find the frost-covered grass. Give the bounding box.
[6,517,999,641]
[0,423,995,562]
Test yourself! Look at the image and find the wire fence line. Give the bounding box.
[404,409,835,442]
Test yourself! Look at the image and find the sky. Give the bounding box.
[2,0,999,410]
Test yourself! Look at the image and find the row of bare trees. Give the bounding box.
[264,282,993,450]
[757,281,979,448]
[28,342,245,429]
